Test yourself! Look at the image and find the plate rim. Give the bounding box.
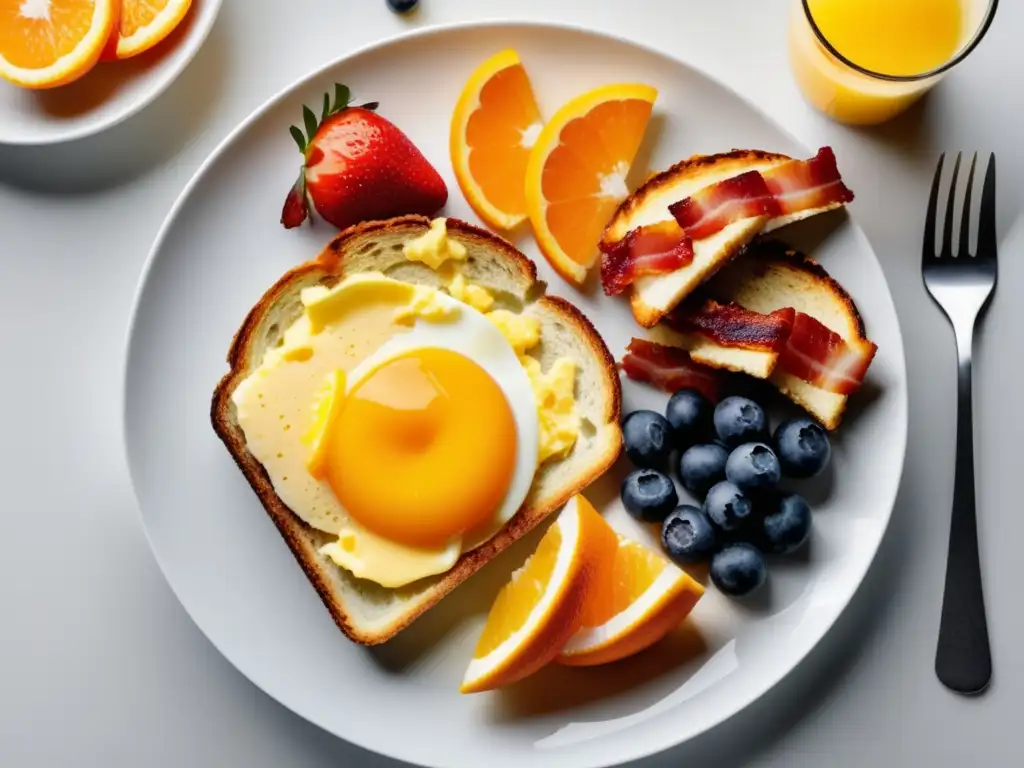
[121,18,909,768]
[0,0,224,147]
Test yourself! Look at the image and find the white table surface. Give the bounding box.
[2,1,1022,765]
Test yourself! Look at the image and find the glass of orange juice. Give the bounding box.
[789,0,999,126]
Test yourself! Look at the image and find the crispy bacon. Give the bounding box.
[667,301,796,353]
[621,338,724,401]
[599,220,694,295]
[668,171,776,240]
[762,147,855,217]
[776,313,876,395]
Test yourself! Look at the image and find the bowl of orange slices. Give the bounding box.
[0,0,222,145]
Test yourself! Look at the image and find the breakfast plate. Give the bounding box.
[123,21,907,768]
[0,0,223,146]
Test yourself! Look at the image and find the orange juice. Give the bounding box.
[789,0,965,125]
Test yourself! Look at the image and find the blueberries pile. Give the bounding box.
[620,391,830,598]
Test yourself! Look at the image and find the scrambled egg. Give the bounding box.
[448,273,494,313]
[393,285,462,325]
[486,310,541,356]
[402,217,468,270]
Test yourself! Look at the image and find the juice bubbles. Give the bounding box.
[788,0,970,125]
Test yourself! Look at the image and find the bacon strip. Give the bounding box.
[621,338,724,402]
[599,221,694,295]
[667,301,796,353]
[776,313,876,395]
[668,170,776,240]
[762,147,855,217]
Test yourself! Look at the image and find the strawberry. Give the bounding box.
[281,83,448,230]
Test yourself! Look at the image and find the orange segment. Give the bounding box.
[0,0,116,89]
[525,83,658,285]
[460,495,617,693]
[115,0,191,59]
[558,535,704,667]
[451,49,544,230]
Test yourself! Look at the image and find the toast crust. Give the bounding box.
[211,215,621,645]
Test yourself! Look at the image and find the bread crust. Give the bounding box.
[211,215,621,645]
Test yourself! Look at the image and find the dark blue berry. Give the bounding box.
[678,443,728,498]
[386,0,419,12]
[703,481,753,532]
[773,417,831,479]
[621,469,678,522]
[725,442,781,494]
[665,388,713,449]
[760,492,812,555]
[711,543,767,596]
[622,410,673,470]
[713,396,768,448]
[661,505,717,564]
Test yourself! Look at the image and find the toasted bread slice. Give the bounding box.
[211,216,621,645]
[698,242,873,429]
[604,150,792,328]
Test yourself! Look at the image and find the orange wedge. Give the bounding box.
[558,535,704,667]
[451,49,544,231]
[114,0,191,59]
[460,495,617,693]
[525,83,657,285]
[0,0,117,89]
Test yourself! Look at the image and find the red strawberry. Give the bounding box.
[281,84,448,230]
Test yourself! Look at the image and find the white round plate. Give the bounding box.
[124,21,907,768]
[0,0,222,146]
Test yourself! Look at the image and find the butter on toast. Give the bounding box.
[211,216,622,645]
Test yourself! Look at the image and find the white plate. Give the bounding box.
[123,21,907,768]
[0,0,222,146]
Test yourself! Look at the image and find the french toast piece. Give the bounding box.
[211,216,622,644]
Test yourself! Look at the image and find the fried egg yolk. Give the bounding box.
[322,348,518,549]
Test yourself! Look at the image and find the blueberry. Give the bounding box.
[760,492,812,555]
[621,469,678,522]
[710,543,767,596]
[661,505,717,564]
[773,417,831,479]
[713,396,769,448]
[386,0,419,12]
[665,388,713,449]
[678,443,728,498]
[703,481,753,532]
[622,410,673,469]
[725,443,781,494]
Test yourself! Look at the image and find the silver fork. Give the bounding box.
[923,152,997,694]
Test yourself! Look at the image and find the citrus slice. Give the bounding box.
[460,494,617,693]
[451,49,544,231]
[0,0,117,89]
[115,0,191,59]
[525,83,658,285]
[558,535,704,667]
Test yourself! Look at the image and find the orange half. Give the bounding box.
[525,83,658,285]
[460,495,617,693]
[0,0,117,89]
[115,0,191,59]
[558,535,704,667]
[451,49,544,230]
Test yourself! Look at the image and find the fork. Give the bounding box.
[923,152,997,695]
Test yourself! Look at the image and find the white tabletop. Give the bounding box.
[2,1,1022,765]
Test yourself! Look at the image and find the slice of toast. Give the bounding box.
[211,215,622,645]
[604,150,793,328]
[696,241,873,429]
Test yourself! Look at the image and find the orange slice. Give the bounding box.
[558,535,704,667]
[0,0,117,89]
[460,494,617,693]
[525,83,657,285]
[115,0,191,59]
[451,49,544,231]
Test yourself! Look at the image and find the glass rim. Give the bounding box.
[800,0,1000,82]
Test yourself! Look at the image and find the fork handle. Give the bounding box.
[935,332,992,694]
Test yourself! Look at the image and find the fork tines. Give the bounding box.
[924,152,997,263]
